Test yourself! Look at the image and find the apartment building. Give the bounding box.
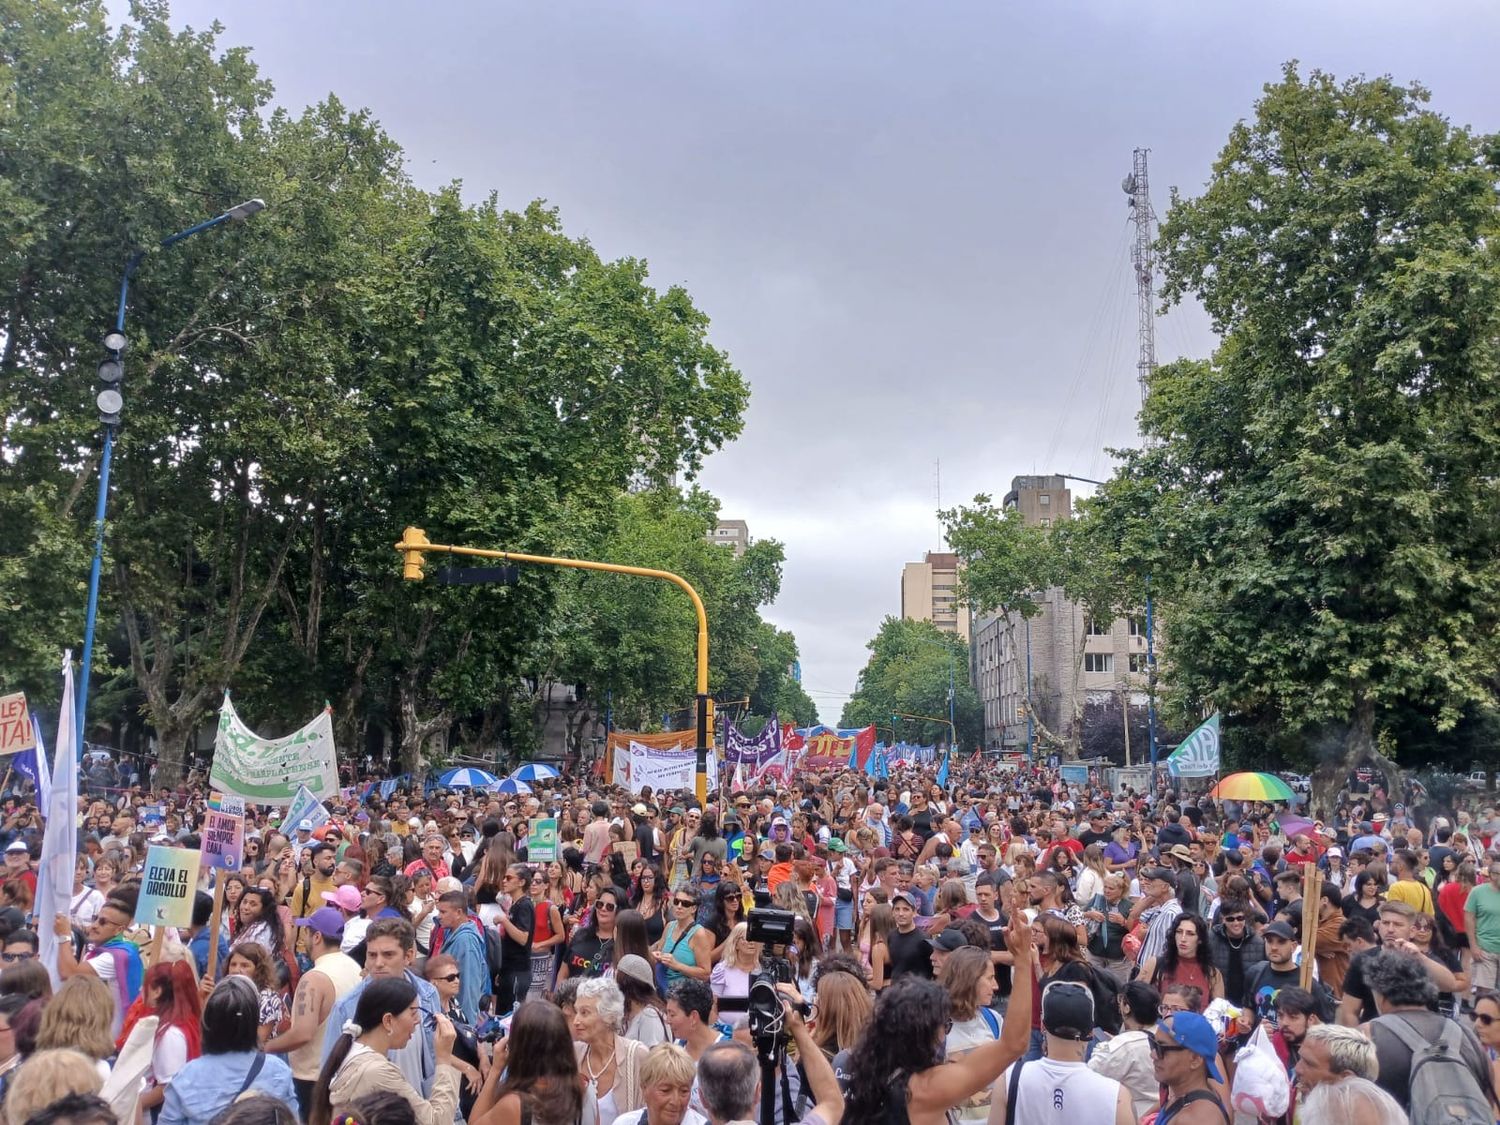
[901,551,970,641]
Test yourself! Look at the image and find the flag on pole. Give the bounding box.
[37,653,79,988]
[10,714,50,807]
[936,748,950,788]
[1166,714,1221,778]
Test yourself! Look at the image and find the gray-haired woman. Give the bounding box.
[572,977,649,1123]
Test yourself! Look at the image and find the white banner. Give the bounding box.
[625,741,716,794]
[209,694,338,806]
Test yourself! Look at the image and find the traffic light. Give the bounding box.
[98,331,126,425]
[397,526,431,580]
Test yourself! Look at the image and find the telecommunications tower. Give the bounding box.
[1122,148,1157,403]
[1122,147,1161,776]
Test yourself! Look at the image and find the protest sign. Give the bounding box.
[209,694,338,805]
[614,840,639,867]
[136,846,200,928]
[0,694,35,755]
[200,809,244,871]
[528,818,558,863]
[208,793,246,817]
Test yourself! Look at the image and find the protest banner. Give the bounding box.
[209,694,338,805]
[136,846,200,929]
[0,694,35,755]
[528,818,558,863]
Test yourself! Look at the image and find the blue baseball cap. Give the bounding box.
[1156,1012,1223,1081]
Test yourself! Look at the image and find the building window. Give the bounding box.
[1129,653,1147,673]
[1084,653,1114,673]
[1128,616,1143,636]
[1085,618,1109,637]
[1039,493,1051,508]
[1040,518,1051,528]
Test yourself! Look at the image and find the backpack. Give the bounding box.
[484,922,506,990]
[1375,1013,1491,1125]
[1084,963,1123,1035]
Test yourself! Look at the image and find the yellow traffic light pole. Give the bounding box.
[396,527,715,802]
[892,710,957,748]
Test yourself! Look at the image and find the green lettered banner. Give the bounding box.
[209,694,339,806]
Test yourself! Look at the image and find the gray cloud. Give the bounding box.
[151,0,1500,720]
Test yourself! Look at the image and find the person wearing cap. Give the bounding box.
[270,905,361,1116]
[927,926,968,978]
[321,883,362,922]
[882,889,932,985]
[0,840,34,898]
[632,803,660,865]
[1149,1010,1229,1124]
[1130,866,1183,970]
[992,979,1134,1125]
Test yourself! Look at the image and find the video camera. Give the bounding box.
[744,905,810,1063]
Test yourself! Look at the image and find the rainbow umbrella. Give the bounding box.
[1210,771,1295,802]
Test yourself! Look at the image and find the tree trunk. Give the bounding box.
[1309,694,1402,820]
[155,722,195,788]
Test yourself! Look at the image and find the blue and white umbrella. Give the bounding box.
[437,767,502,789]
[510,763,560,782]
[491,777,532,795]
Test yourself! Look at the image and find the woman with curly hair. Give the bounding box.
[1146,912,1223,1008]
[842,913,1033,1124]
[225,943,287,1045]
[629,863,669,945]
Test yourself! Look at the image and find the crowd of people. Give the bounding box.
[0,757,1494,1125]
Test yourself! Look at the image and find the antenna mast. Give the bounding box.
[1123,148,1157,404]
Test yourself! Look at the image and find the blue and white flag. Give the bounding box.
[37,653,78,988]
[936,749,950,788]
[11,713,50,806]
[1167,714,1221,778]
[283,784,331,833]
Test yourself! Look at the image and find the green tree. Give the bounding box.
[0,2,751,780]
[528,487,815,751]
[1080,65,1500,807]
[840,617,980,748]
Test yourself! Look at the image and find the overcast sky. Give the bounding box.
[153,1,1499,722]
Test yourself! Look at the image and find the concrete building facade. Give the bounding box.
[901,551,970,641]
[709,519,751,557]
[969,476,1152,756]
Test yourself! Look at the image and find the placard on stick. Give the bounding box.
[201,809,244,871]
[135,846,201,928]
[0,694,35,755]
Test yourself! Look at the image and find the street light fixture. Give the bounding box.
[76,199,267,743]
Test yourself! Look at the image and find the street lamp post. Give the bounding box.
[76,200,267,743]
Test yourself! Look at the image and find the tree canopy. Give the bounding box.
[839,616,980,749]
[1075,65,1500,797]
[0,1,811,776]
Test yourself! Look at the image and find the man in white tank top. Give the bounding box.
[989,980,1136,1125]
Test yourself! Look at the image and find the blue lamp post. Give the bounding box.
[76,199,267,745]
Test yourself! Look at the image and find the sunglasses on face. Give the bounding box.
[596,902,618,912]
[675,899,696,908]
[433,972,460,983]
[1149,1037,1189,1057]
[1478,1013,1499,1026]
[0,953,32,964]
